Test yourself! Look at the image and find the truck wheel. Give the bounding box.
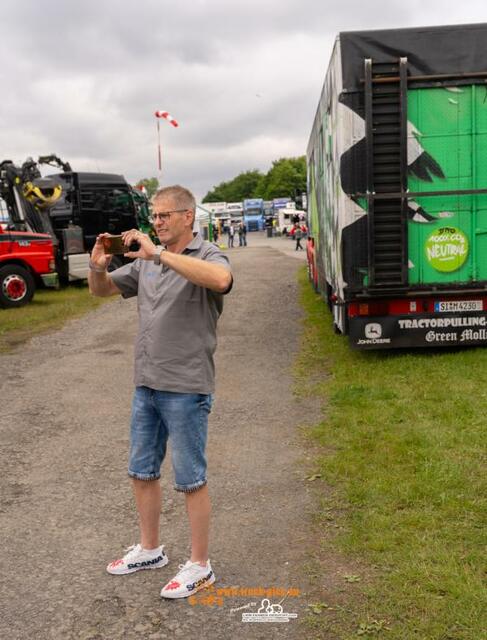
[0,264,35,308]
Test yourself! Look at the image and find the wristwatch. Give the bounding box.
[153,246,166,265]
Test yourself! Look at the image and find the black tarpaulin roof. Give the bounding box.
[340,23,487,92]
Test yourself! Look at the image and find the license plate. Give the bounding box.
[434,300,483,312]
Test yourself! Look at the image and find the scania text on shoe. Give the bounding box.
[106,543,168,575]
[127,555,164,570]
[186,570,214,591]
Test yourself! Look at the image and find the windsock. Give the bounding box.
[155,111,179,127]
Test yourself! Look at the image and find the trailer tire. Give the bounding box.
[312,258,319,292]
[0,264,35,308]
[332,304,349,336]
[326,283,333,311]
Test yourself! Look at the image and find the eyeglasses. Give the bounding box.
[150,208,190,222]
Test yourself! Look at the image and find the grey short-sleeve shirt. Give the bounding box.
[110,234,231,394]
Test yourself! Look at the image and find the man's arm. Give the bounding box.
[88,269,121,297]
[158,251,232,294]
[123,230,232,294]
[88,234,122,297]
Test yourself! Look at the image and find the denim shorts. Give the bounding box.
[128,386,212,492]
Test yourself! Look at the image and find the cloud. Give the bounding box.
[0,0,485,199]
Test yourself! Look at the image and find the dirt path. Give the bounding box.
[0,237,321,640]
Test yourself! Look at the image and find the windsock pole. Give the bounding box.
[154,110,179,175]
[157,118,162,172]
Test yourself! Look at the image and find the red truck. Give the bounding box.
[0,225,58,308]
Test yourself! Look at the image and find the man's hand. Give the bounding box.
[91,233,113,270]
[88,234,121,297]
[122,229,157,260]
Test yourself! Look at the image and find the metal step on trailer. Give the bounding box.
[364,57,408,289]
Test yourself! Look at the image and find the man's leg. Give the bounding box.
[128,387,167,550]
[132,478,161,549]
[160,393,214,598]
[106,388,168,576]
[186,485,211,563]
[166,393,212,563]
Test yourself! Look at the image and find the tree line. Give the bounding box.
[202,156,306,203]
[136,155,306,204]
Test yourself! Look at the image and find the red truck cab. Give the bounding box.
[0,225,58,308]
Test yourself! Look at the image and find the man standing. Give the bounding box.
[294,223,304,251]
[88,185,232,599]
[227,223,235,248]
[238,221,247,247]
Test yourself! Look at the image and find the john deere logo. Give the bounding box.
[425,226,468,273]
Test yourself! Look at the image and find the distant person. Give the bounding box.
[294,224,304,251]
[238,221,247,247]
[228,224,235,248]
[213,225,219,243]
[264,215,274,238]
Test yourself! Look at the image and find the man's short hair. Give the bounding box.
[152,185,196,213]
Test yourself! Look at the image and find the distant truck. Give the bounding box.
[276,202,306,233]
[0,156,148,305]
[243,198,264,231]
[202,201,229,229]
[225,202,243,220]
[203,202,227,217]
[307,23,487,349]
[263,200,273,216]
[0,224,57,308]
[272,197,292,214]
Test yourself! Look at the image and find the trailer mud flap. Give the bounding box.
[349,313,487,349]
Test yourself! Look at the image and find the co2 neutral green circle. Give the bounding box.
[425,226,468,273]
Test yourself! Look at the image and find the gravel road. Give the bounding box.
[1,235,321,640]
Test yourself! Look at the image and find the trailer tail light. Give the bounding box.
[364,302,388,316]
[349,301,390,317]
[49,259,55,271]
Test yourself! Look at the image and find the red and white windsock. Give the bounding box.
[155,110,179,127]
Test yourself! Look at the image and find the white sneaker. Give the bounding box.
[160,559,215,599]
[106,543,168,575]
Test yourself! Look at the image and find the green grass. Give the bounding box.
[297,268,487,640]
[0,284,111,352]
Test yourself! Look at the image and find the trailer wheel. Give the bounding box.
[0,264,35,308]
[326,283,333,311]
[312,258,319,292]
[332,304,349,336]
[307,259,312,282]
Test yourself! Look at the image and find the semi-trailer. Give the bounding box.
[307,23,487,348]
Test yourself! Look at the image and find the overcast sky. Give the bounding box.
[0,1,485,200]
